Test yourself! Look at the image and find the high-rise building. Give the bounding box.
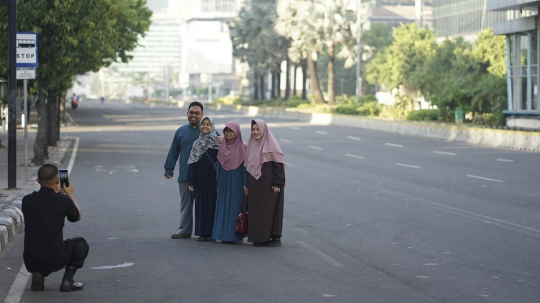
[432,0,506,40]
[364,0,432,29]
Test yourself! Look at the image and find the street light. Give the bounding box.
[355,0,362,104]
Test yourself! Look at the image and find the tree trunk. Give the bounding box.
[327,43,335,105]
[285,58,291,100]
[33,91,48,165]
[253,74,259,101]
[260,75,265,100]
[307,55,325,104]
[55,96,60,141]
[47,95,57,147]
[301,59,307,100]
[293,63,297,97]
[270,72,276,99]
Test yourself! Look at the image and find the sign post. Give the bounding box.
[16,31,38,183]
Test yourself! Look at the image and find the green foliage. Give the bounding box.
[286,96,310,107]
[356,101,379,116]
[215,95,243,105]
[406,109,439,121]
[335,104,358,114]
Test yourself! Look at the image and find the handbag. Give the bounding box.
[204,150,217,171]
[235,195,248,234]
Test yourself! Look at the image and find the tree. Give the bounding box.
[366,23,437,92]
[0,0,152,164]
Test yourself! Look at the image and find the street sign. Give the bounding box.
[16,67,35,79]
[16,32,38,68]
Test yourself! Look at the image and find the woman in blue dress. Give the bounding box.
[212,121,248,244]
[187,115,221,241]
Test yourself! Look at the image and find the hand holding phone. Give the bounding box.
[59,169,69,187]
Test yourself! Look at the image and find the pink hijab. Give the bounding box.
[245,119,285,180]
[217,121,247,171]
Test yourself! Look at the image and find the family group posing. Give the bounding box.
[164,102,285,246]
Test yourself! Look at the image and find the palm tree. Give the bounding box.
[276,0,325,104]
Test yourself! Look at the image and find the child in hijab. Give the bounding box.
[212,121,249,244]
[187,115,221,241]
[244,119,285,246]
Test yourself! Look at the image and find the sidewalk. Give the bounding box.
[0,106,73,253]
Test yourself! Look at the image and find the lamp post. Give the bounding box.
[355,0,362,104]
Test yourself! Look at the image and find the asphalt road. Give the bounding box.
[1,99,539,303]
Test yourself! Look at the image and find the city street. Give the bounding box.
[1,100,539,303]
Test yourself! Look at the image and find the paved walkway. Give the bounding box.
[0,107,72,253]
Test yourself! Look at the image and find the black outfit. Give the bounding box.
[22,187,89,276]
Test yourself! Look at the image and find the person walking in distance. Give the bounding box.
[164,102,205,239]
[22,164,89,292]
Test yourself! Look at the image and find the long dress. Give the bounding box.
[188,148,218,237]
[212,161,248,242]
[247,161,285,243]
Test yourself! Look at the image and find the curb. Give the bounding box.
[0,136,74,254]
[213,105,540,152]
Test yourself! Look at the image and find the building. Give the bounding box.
[488,0,540,129]
[366,0,432,29]
[432,0,507,40]
[179,0,244,98]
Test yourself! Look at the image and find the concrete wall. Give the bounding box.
[215,105,540,152]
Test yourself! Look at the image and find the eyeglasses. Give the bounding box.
[187,111,202,116]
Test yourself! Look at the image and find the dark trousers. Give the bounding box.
[24,237,89,276]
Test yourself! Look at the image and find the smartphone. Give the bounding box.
[59,169,69,187]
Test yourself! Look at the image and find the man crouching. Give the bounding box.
[22,164,89,291]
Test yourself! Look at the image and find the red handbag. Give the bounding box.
[235,195,248,234]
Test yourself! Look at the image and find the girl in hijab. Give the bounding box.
[212,121,248,244]
[245,119,285,246]
[187,115,221,241]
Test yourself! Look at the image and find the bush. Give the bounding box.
[215,95,242,105]
[406,109,439,121]
[335,104,358,115]
[287,96,310,107]
[356,101,380,116]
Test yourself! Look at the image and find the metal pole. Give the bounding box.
[208,73,212,103]
[355,0,362,103]
[24,79,28,182]
[7,0,17,189]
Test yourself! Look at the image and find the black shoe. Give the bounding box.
[222,241,234,244]
[60,279,84,292]
[31,272,44,291]
[253,241,270,246]
[269,238,281,246]
[197,236,208,241]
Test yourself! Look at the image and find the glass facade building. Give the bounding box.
[489,1,540,117]
[433,0,507,37]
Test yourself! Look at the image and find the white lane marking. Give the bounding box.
[4,265,30,303]
[323,294,336,297]
[4,138,80,303]
[309,145,324,151]
[346,153,364,160]
[280,139,292,143]
[290,127,300,130]
[385,143,403,148]
[106,238,119,240]
[416,276,430,279]
[313,170,540,236]
[346,136,361,141]
[433,150,456,156]
[284,162,297,167]
[267,123,278,127]
[396,163,421,169]
[90,263,135,270]
[297,241,344,268]
[315,130,328,135]
[497,158,514,163]
[466,175,504,183]
[67,137,80,172]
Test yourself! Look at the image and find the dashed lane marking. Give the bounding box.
[280,139,292,143]
[497,158,514,163]
[433,150,456,156]
[346,153,364,159]
[396,163,421,169]
[466,175,504,183]
[309,145,324,151]
[315,131,328,135]
[385,143,403,148]
[346,136,361,141]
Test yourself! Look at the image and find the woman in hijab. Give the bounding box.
[245,119,285,246]
[187,115,221,241]
[212,121,248,244]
